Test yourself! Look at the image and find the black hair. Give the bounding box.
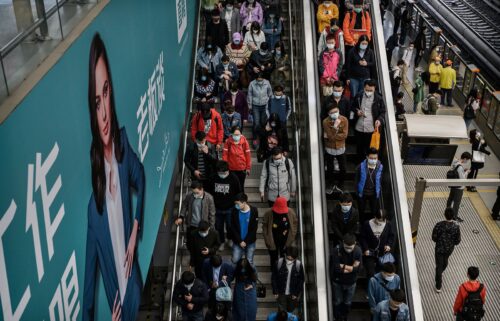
[88,33,123,213]
[364,79,377,88]
[390,289,406,303]
[260,42,269,51]
[276,310,289,321]
[340,192,353,203]
[343,233,356,246]
[195,131,206,141]
[355,35,370,51]
[268,112,281,125]
[397,59,405,66]
[367,147,379,156]
[210,254,222,267]
[181,271,195,284]
[274,84,284,92]
[375,209,387,221]
[198,220,210,231]
[461,152,472,160]
[211,8,220,17]
[216,160,229,172]
[382,262,396,274]
[444,207,454,220]
[467,266,479,280]
[272,146,283,155]
[221,55,230,62]
[191,180,204,190]
[274,40,286,54]
[286,246,299,259]
[333,80,344,88]
[230,125,241,134]
[327,103,340,112]
[469,129,478,144]
[251,21,260,31]
[234,257,257,282]
[214,302,228,318]
[396,91,405,99]
[235,192,248,203]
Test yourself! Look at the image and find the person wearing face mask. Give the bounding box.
[197,39,224,76]
[206,9,230,51]
[439,59,457,107]
[330,193,359,246]
[351,80,386,160]
[400,42,414,84]
[257,113,290,162]
[221,0,241,37]
[385,32,400,66]
[173,271,209,321]
[323,104,348,193]
[202,255,235,311]
[207,161,242,250]
[240,0,263,36]
[263,197,298,273]
[360,210,395,280]
[260,147,297,206]
[342,0,371,49]
[222,126,251,191]
[345,36,374,98]
[184,131,217,188]
[446,152,472,222]
[247,41,275,80]
[230,194,259,266]
[194,70,217,105]
[317,0,339,34]
[367,263,401,314]
[355,148,383,223]
[189,221,221,280]
[321,80,350,119]
[412,67,425,113]
[414,25,427,67]
[262,6,282,50]
[329,233,362,321]
[467,129,490,193]
[266,85,291,126]
[260,0,282,16]
[373,289,410,321]
[223,82,249,121]
[243,20,266,51]
[428,55,443,94]
[399,2,411,46]
[232,258,258,321]
[270,41,291,86]
[271,246,305,314]
[318,18,345,63]
[216,55,239,93]
[221,100,242,139]
[225,32,252,87]
[462,88,480,130]
[319,33,343,95]
[191,103,224,153]
[422,89,441,115]
[204,302,233,321]
[176,181,216,251]
[248,72,273,146]
[394,92,405,121]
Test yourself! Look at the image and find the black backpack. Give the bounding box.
[447,164,461,188]
[461,284,485,321]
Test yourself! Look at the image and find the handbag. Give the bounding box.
[322,85,333,97]
[378,252,396,265]
[256,279,266,298]
[215,280,233,302]
[370,128,381,150]
[472,144,486,163]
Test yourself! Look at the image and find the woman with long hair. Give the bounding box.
[232,258,258,321]
[83,33,145,321]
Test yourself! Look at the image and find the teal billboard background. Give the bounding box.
[0,0,196,320]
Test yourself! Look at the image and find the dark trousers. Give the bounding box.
[325,153,346,188]
[441,88,453,106]
[429,81,439,94]
[363,255,379,280]
[355,130,373,162]
[215,208,233,243]
[358,194,379,223]
[231,170,247,192]
[268,241,287,273]
[435,251,451,289]
[447,188,464,219]
[492,193,500,219]
[186,226,198,252]
[414,51,423,67]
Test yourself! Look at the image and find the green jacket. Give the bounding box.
[414,77,425,103]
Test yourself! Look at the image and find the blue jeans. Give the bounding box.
[441,88,453,106]
[215,208,233,243]
[333,282,356,319]
[232,242,256,266]
[252,104,267,140]
[464,118,473,130]
[349,78,369,98]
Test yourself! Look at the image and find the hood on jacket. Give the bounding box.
[462,280,482,292]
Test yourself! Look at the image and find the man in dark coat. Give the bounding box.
[206,9,229,51]
[173,271,209,321]
[189,220,221,279]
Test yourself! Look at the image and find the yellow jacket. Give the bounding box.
[439,66,456,89]
[429,62,443,83]
[317,3,339,33]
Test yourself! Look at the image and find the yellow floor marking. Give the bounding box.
[468,192,500,250]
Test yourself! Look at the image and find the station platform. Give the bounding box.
[384,10,500,321]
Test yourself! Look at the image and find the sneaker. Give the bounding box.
[435,287,442,293]
[456,217,464,223]
[332,185,343,195]
[326,184,334,195]
[218,243,225,252]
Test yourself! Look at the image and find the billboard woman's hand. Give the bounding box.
[125,219,139,278]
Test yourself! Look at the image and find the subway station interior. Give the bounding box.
[0,1,499,321]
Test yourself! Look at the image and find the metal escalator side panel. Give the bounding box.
[370,1,424,320]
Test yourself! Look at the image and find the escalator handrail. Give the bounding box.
[167,1,202,320]
[370,1,424,320]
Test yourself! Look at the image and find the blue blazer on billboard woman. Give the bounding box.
[84,33,145,321]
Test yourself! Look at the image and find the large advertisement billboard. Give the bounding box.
[0,0,195,320]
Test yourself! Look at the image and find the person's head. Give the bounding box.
[191,180,204,197]
[246,0,255,7]
[232,32,242,45]
[210,254,223,268]
[236,257,255,278]
[329,17,339,30]
[230,81,239,93]
[274,41,286,56]
[274,84,284,97]
[275,310,289,321]
[286,246,299,261]
[200,102,212,119]
[332,80,344,98]
[356,35,370,51]
[367,147,379,166]
[260,42,269,55]
[234,192,248,209]
[224,100,234,113]
[467,266,479,280]
[272,146,284,161]
[256,72,265,81]
[211,9,221,24]
[181,270,195,286]
[396,91,404,101]
[326,33,336,50]
[434,55,441,64]
[323,0,334,7]
[381,263,396,281]
[225,0,234,9]
[198,220,210,237]
[353,0,364,13]
[446,59,453,67]
[460,151,472,162]
[268,112,281,129]
[231,126,242,142]
[199,68,210,83]
[214,303,228,319]
[389,289,406,310]
[195,131,206,145]
[88,33,123,212]
[408,41,415,50]
[217,160,229,178]
[397,59,405,68]
[340,193,353,213]
[444,207,454,221]
[266,5,278,20]
[327,103,340,120]
[343,233,356,253]
[251,21,261,33]
[205,37,215,52]
[272,196,289,214]
[364,79,377,97]
[221,55,230,66]
[375,209,387,223]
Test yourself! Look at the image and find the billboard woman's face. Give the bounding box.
[95,56,112,148]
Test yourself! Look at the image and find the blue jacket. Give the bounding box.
[267,312,299,321]
[266,95,291,124]
[201,258,235,288]
[368,273,401,311]
[221,112,242,139]
[83,128,145,321]
[373,300,410,321]
[216,61,240,82]
[356,160,383,198]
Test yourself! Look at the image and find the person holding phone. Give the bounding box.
[189,221,221,279]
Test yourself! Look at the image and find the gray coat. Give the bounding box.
[247,79,273,107]
[178,191,216,227]
[259,157,297,201]
[221,7,241,35]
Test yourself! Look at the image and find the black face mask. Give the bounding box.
[203,110,212,120]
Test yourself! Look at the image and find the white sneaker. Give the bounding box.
[435,287,442,293]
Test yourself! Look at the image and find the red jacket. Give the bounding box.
[190,109,224,145]
[222,135,251,171]
[342,11,371,46]
[453,281,486,314]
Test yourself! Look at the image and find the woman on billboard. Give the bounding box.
[83,33,145,321]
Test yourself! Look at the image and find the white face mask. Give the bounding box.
[218,172,229,179]
[368,158,377,166]
[365,91,374,98]
[341,205,351,213]
[326,43,335,50]
[274,157,283,165]
[333,91,342,98]
[344,246,355,253]
[216,316,224,321]
[185,282,194,291]
[384,274,395,282]
[329,112,339,120]
[199,230,209,237]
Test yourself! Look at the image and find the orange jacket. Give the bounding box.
[453,281,486,314]
[343,11,371,46]
[223,135,251,171]
[190,109,224,145]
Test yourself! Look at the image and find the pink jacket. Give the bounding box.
[320,50,341,82]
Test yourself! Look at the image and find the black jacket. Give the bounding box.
[432,221,461,255]
[230,206,259,244]
[414,31,426,52]
[329,244,362,285]
[184,141,217,178]
[359,219,395,254]
[321,96,351,120]
[189,229,221,267]
[247,51,275,77]
[173,278,209,313]
[385,33,400,53]
[206,173,242,210]
[345,47,375,80]
[330,205,359,242]
[206,20,229,51]
[257,126,290,162]
[271,258,305,296]
[350,91,387,126]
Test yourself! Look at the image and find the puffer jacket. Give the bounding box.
[432,220,461,255]
[439,66,456,89]
[322,115,348,150]
[343,10,372,46]
[319,49,342,82]
[222,135,252,171]
[248,79,273,106]
[259,157,297,201]
[373,300,410,321]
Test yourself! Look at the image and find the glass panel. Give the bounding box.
[484,89,496,128]
[456,60,466,91]
[494,98,500,139]
[474,77,486,117]
[463,69,473,96]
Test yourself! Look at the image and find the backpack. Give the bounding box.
[464,103,476,119]
[277,257,301,272]
[447,164,461,188]
[461,284,485,321]
[265,157,292,188]
[421,94,433,114]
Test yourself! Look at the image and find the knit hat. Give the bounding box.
[272,197,288,214]
[232,32,242,41]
